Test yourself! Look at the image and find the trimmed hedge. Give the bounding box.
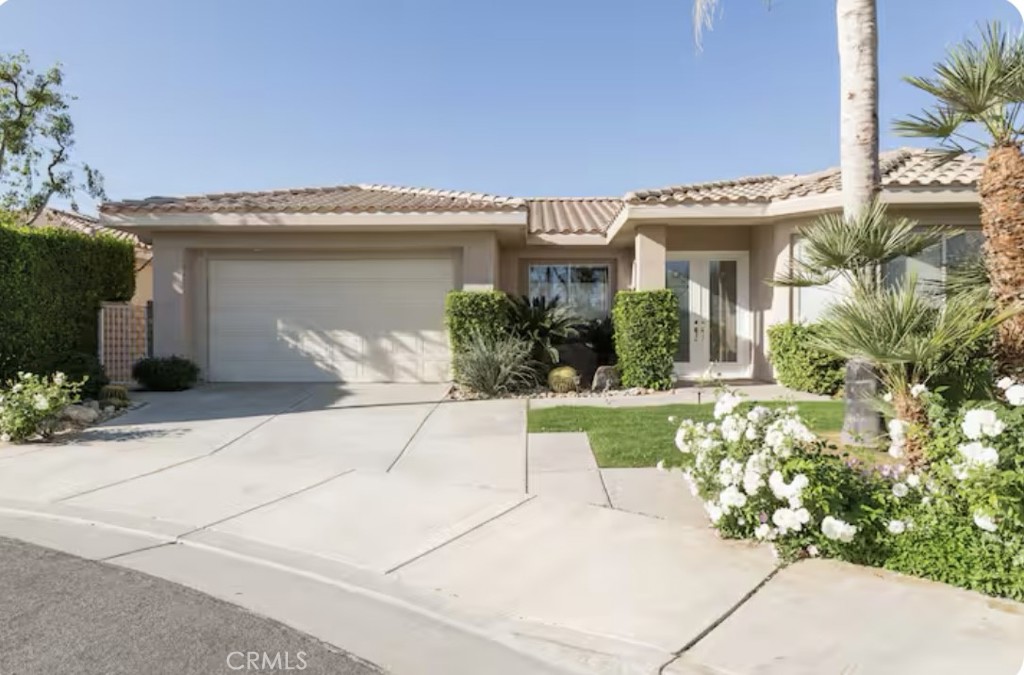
[445,290,510,356]
[132,356,200,391]
[612,290,679,390]
[767,322,845,396]
[0,221,135,382]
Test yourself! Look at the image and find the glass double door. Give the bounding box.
[665,253,751,379]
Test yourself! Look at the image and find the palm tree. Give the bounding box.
[694,0,882,439]
[895,22,1024,375]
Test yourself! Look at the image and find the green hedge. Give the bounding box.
[445,291,511,375]
[0,221,135,382]
[612,290,679,390]
[767,322,845,396]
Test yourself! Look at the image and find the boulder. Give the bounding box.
[592,365,621,392]
[61,404,99,425]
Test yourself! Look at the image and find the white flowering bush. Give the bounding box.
[0,372,83,442]
[669,386,1024,599]
[667,390,889,564]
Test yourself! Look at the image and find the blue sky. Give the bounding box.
[0,0,1017,209]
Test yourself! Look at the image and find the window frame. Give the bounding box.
[523,261,614,318]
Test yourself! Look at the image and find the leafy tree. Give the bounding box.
[0,51,103,224]
[896,23,1024,375]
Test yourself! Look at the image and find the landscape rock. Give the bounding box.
[592,365,621,392]
[61,404,99,425]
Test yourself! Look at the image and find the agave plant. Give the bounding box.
[506,295,580,365]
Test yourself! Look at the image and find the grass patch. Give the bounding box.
[527,401,847,468]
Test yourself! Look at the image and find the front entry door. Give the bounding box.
[665,252,751,379]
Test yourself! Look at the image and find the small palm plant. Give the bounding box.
[896,22,1024,374]
[813,280,1015,464]
[506,295,580,365]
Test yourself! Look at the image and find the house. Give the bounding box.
[36,207,154,306]
[99,148,982,384]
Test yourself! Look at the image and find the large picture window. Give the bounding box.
[527,264,610,319]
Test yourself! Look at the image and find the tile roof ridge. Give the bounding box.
[357,183,524,206]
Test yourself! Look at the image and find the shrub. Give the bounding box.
[0,221,135,382]
[452,332,536,397]
[577,317,616,366]
[506,295,580,366]
[668,385,1024,601]
[132,356,200,391]
[99,384,130,407]
[0,372,84,442]
[445,291,510,378]
[40,351,109,400]
[547,366,578,393]
[611,290,679,390]
[767,323,845,396]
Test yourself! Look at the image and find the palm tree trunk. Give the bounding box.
[836,0,882,443]
[980,145,1024,374]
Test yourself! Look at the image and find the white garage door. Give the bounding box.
[208,258,453,382]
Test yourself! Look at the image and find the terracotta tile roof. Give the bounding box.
[35,207,150,250]
[527,198,624,234]
[101,183,525,214]
[627,148,982,206]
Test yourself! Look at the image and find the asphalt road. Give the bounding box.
[0,537,382,675]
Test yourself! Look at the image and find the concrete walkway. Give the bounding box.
[1,384,1022,675]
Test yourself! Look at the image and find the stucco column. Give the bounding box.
[462,232,499,291]
[634,224,667,290]
[151,240,189,358]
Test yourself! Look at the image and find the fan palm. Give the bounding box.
[773,200,948,295]
[814,279,1016,463]
[895,22,1024,374]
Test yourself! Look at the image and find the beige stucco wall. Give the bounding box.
[150,229,501,375]
[498,244,633,298]
[131,259,154,305]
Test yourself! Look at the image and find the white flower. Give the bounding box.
[771,507,809,535]
[53,371,66,385]
[720,414,747,443]
[32,393,49,411]
[742,469,764,496]
[705,502,724,523]
[910,384,928,398]
[887,520,907,535]
[892,482,909,498]
[957,441,1000,471]
[719,485,748,512]
[997,377,1014,391]
[1005,384,1024,407]
[746,406,770,424]
[675,425,693,453]
[768,471,808,501]
[807,545,820,557]
[683,472,699,496]
[744,426,758,441]
[717,458,744,487]
[0,433,9,443]
[973,511,998,533]
[905,474,921,489]
[656,460,666,472]
[961,408,1005,440]
[888,444,905,459]
[821,516,857,543]
[714,392,745,419]
[754,523,774,540]
[888,418,907,442]
[667,415,677,423]
[882,392,893,403]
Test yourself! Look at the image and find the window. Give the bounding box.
[794,230,983,323]
[527,264,610,319]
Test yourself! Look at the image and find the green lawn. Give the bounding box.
[527,401,846,468]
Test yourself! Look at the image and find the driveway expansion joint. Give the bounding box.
[656,563,786,674]
[384,396,445,473]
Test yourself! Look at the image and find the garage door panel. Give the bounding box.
[208,259,453,383]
